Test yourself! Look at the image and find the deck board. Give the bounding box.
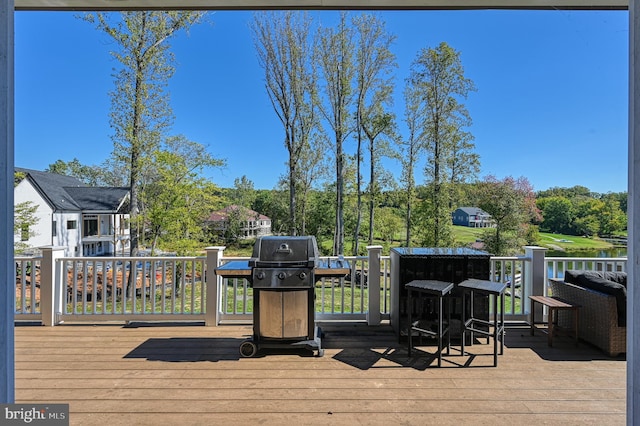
[13,322,626,425]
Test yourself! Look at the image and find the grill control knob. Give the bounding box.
[256,272,265,280]
[278,272,286,280]
[299,272,307,280]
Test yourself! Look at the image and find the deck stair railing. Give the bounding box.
[13,246,626,326]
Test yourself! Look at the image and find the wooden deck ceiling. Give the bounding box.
[14,322,625,425]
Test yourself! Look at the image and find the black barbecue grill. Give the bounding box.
[215,235,349,357]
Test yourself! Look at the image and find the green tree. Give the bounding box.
[396,83,424,246]
[14,171,26,187]
[375,206,402,249]
[293,134,330,235]
[537,185,594,199]
[537,196,573,234]
[47,157,127,187]
[595,198,627,236]
[407,42,476,246]
[363,111,395,246]
[303,187,335,243]
[317,12,355,255]
[14,201,38,254]
[352,13,396,254]
[252,189,289,235]
[252,11,318,236]
[229,175,256,209]
[46,158,103,185]
[475,176,539,255]
[142,135,223,254]
[83,11,205,257]
[220,206,253,246]
[447,123,479,209]
[602,191,628,216]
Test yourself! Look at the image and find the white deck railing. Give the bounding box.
[58,256,206,323]
[13,246,626,326]
[14,256,41,321]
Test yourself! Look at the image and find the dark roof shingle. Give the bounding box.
[16,168,129,212]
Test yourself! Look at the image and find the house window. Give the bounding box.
[52,221,57,237]
[83,216,98,237]
[67,220,77,230]
[20,224,29,241]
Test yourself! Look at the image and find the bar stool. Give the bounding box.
[405,280,454,367]
[459,279,507,367]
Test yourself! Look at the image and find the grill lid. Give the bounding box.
[248,236,319,268]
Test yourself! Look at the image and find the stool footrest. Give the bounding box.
[411,324,450,338]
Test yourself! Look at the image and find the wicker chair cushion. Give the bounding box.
[564,270,627,326]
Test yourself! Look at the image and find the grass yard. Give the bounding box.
[537,232,613,251]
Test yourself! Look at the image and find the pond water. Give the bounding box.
[546,248,628,258]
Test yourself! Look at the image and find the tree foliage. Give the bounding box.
[537,196,574,234]
[252,11,318,236]
[396,83,424,246]
[141,135,223,254]
[407,42,477,247]
[83,11,205,256]
[46,158,103,185]
[14,201,39,254]
[229,175,256,208]
[351,13,396,253]
[537,190,627,237]
[474,176,539,255]
[316,12,356,255]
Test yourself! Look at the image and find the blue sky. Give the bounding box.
[15,9,629,194]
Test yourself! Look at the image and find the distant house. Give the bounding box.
[207,205,271,240]
[14,168,130,256]
[452,207,495,228]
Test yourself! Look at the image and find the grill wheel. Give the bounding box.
[239,340,258,358]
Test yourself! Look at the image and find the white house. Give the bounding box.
[207,205,272,240]
[14,168,130,256]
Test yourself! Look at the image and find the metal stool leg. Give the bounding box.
[407,289,413,356]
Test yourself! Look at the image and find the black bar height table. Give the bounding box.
[405,280,454,367]
[390,247,491,342]
[459,279,507,367]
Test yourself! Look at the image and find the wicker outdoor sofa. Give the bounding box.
[549,270,626,357]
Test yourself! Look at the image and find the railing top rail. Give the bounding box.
[59,256,206,261]
[491,256,529,261]
[545,256,627,261]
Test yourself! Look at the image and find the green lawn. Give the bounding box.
[63,282,205,315]
[537,232,613,251]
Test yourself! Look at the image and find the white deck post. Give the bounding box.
[523,246,547,321]
[205,246,225,326]
[628,0,639,423]
[366,245,382,326]
[0,0,14,405]
[40,247,65,326]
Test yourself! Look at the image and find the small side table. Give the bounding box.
[529,295,580,347]
[405,280,454,367]
[459,279,507,367]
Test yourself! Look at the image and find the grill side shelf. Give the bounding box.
[215,260,251,278]
[214,260,350,279]
[315,259,350,278]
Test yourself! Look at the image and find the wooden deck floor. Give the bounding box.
[14,322,626,425]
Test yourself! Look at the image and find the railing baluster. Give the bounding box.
[111,260,117,315]
[92,261,98,314]
[179,260,185,314]
[191,261,196,314]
